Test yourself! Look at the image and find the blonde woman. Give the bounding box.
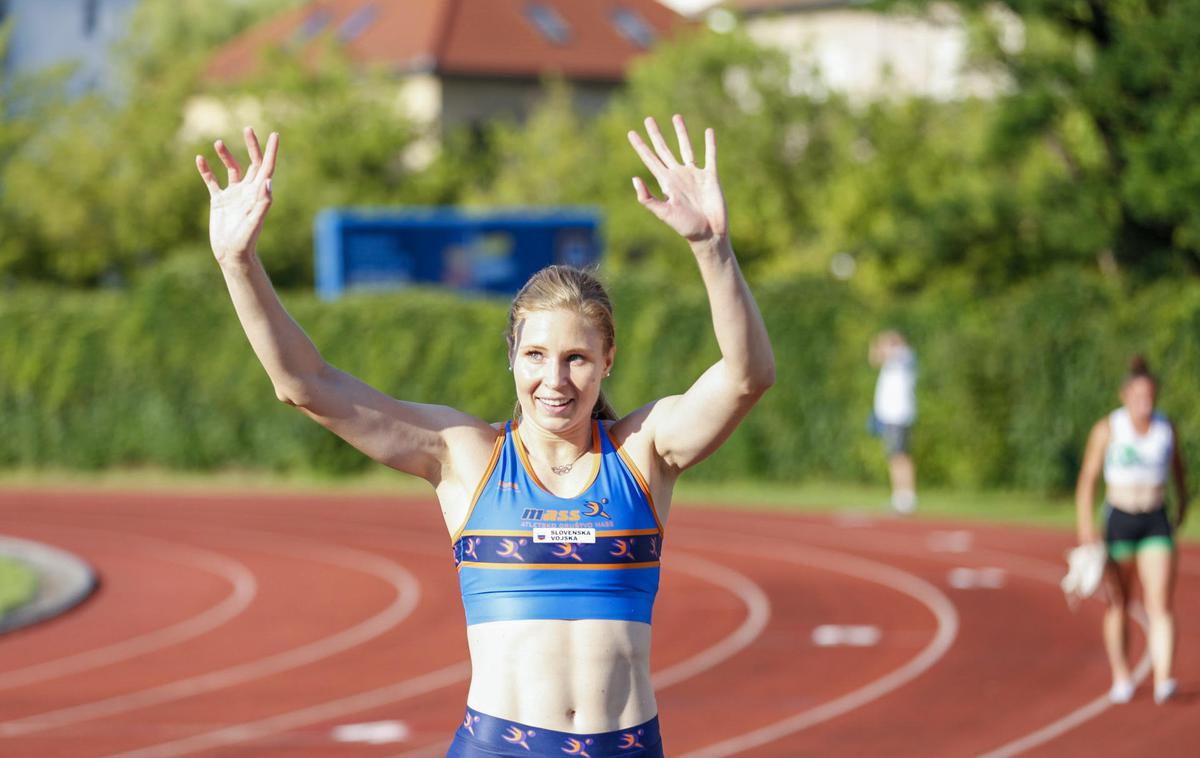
[195,115,774,757]
[1076,356,1188,705]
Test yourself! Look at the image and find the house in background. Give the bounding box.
[0,0,141,97]
[187,0,684,149]
[710,0,1010,101]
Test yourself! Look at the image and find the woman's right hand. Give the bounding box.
[196,128,279,265]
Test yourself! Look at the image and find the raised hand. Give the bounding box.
[195,128,279,264]
[627,115,727,245]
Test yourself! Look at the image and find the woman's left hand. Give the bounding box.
[627,115,727,246]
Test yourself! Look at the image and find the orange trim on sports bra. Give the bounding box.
[603,423,663,534]
[460,527,664,538]
[512,420,602,500]
[450,428,507,544]
[458,561,661,572]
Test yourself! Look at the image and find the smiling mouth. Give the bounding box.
[536,397,574,409]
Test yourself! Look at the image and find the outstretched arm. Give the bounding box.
[1075,419,1109,544]
[195,128,493,485]
[625,115,775,472]
[1171,424,1188,528]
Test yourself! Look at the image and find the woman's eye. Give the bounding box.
[569,354,585,364]
[525,351,543,361]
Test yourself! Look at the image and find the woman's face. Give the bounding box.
[511,308,613,433]
[1121,376,1156,425]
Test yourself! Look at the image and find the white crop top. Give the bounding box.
[1104,408,1173,488]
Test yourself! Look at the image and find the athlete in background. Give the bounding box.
[1076,356,1187,704]
[869,330,917,514]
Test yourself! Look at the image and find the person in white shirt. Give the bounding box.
[869,330,917,514]
[1075,356,1188,705]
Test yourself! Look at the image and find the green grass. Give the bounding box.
[0,557,38,617]
[2,468,1195,544]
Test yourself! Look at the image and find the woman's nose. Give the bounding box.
[544,359,568,387]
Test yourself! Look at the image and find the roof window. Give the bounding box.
[338,3,378,42]
[611,7,656,49]
[293,9,331,43]
[524,3,571,46]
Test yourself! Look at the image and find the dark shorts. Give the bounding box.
[1103,504,1175,562]
[879,423,912,457]
[447,707,664,758]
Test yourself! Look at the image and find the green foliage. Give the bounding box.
[0,557,37,617]
[897,0,1200,278]
[5,265,1199,496]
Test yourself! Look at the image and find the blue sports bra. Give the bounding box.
[452,420,664,626]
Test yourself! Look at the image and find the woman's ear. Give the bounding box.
[605,346,616,378]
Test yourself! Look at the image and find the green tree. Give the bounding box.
[897,0,1200,278]
[0,0,303,285]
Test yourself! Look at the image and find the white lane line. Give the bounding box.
[691,516,1158,757]
[975,604,1153,758]
[379,549,773,758]
[947,567,1006,589]
[0,540,420,737]
[811,625,881,647]
[0,531,257,690]
[652,550,771,690]
[101,662,470,758]
[88,538,770,758]
[332,719,411,744]
[928,530,974,553]
[673,528,959,758]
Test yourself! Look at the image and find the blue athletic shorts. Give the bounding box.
[446,707,664,757]
[879,423,912,457]
[1103,503,1175,561]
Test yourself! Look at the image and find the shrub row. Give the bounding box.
[3,259,1199,494]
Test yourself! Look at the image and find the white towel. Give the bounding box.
[1061,543,1106,608]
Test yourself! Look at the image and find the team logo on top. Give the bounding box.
[1109,445,1145,466]
[583,499,611,519]
[523,498,611,524]
[522,508,582,521]
[497,538,527,561]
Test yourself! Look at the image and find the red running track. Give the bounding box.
[0,489,1195,757]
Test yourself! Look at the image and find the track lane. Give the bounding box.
[2,490,1195,757]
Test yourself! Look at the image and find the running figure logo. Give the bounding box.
[462,537,481,561]
[618,729,645,749]
[562,737,593,756]
[583,499,611,519]
[497,538,527,561]
[610,538,637,560]
[502,725,535,750]
[553,543,583,562]
[462,711,480,736]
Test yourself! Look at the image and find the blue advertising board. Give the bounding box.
[314,207,602,300]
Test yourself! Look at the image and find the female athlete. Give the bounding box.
[195,114,775,756]
[1075,356,1187,704]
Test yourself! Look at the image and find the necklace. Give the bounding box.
[549,445,589,475]
[530,435,591,476]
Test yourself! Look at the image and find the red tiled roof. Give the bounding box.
[207,0,685,85]
[724,0,852,13]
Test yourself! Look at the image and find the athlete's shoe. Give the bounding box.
[1154,678,1177,705]
[1109,679,1135,704]
[891,491,917,515]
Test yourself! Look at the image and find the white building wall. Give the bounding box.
[744,5,999,100]
[2,0,141,96]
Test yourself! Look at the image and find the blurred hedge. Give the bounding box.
[3,258,1199,493]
